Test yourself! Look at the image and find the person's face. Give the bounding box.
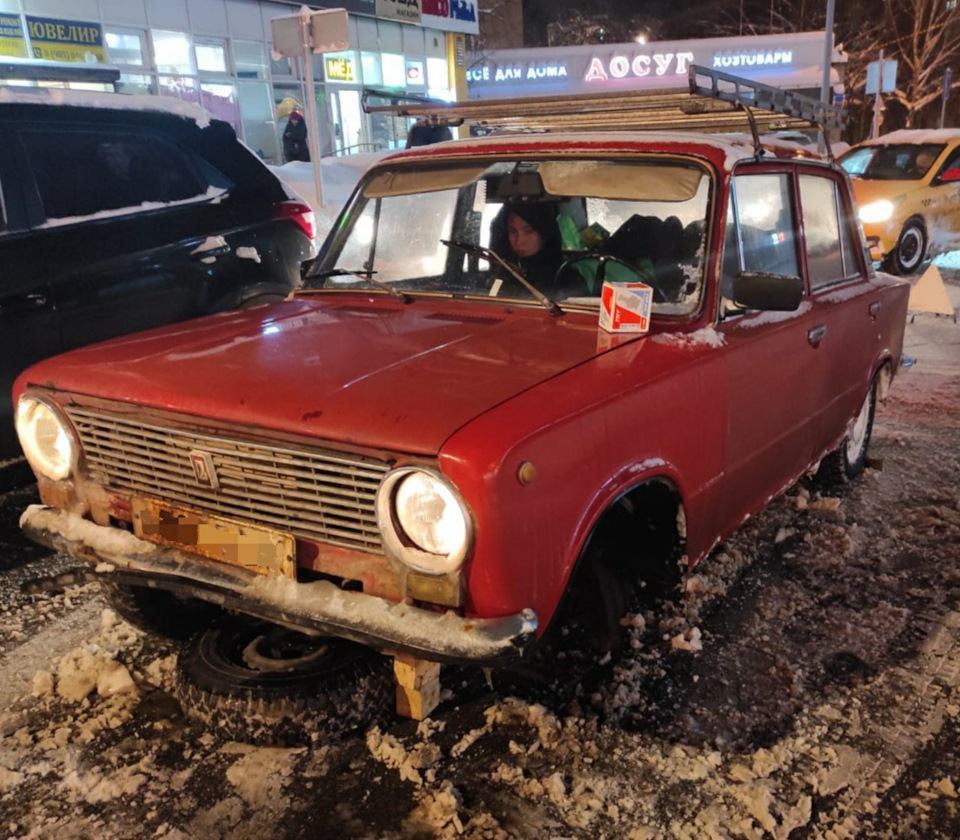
[507,213,543,258]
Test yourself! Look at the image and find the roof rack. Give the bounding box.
[362,64,844,160]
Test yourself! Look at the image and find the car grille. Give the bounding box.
[65,405,390,553]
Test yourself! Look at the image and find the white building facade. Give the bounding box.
[0,0,477,162]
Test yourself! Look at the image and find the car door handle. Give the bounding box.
[808,325,827,346]
[0,293,47,314]
[191,246,230,260]
[869,301,881,320]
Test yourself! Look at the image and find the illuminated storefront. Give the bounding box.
[467,31,845,103]
[0,0,476,163]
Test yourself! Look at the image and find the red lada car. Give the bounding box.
[14,69,910,737]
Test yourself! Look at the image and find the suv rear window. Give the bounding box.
[20,127,210,220]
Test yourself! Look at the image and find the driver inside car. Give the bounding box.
[489,202,591,300]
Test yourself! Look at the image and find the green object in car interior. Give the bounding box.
[557,215,653,293]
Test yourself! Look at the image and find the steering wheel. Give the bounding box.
[558,253,666,303]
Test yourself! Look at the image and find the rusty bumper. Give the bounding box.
[21,505,537,665]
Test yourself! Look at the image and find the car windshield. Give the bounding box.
[303,157,711,316]
[839,143,944,181]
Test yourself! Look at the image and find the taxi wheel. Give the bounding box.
[819,377,877,485]
[890,219,927,275]
[175,618,393,746]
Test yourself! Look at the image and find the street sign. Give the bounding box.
[270,7,350,208]
[270,7,348,58]
[866,59,897,95]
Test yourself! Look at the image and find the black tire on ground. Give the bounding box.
[540,495,683,661]
[100,580,221,640]
[175,619,394,746]
[887,218,927,275]
[819,377,877,485]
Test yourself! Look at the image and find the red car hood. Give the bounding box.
[20,297,618,455]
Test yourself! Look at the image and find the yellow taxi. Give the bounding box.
[838,129,960,274]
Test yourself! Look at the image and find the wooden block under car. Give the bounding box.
[393,654,441,719]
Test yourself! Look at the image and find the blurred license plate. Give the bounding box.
[132,497,295,578]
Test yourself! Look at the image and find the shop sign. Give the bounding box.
[0,13,27,59]
[467,61,568,84]
[450,0,476,23]
[326,56,356,82]
[25,15,105,63]
[406,60,424,84]
[421,0,477,35]
[712,49,793,69]
[585,52,694,83]
[376,0,422,24]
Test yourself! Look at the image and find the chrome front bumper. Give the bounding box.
[21,505,537,665]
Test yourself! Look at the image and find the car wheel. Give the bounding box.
[175,619,394,745]
[819,377,877,485]
[890,219,927,275]
[100,580,221,640]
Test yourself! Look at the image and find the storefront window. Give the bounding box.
[158,74,198,103]
[382,53,405,88]
[427,57,448,91]
[196,40,228,74]
[234,39,267,80]
[105,30,146,67]
[116,74,154,95]
[238,80,280,163]
[201,81,240,127]
[152,30,194,76]
[360,52,381,86]
[271,52,293,78]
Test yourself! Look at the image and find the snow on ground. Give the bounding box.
[0,276,958,839]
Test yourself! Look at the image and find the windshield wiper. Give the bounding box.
[441,240,563,316]
[309,268,411,303]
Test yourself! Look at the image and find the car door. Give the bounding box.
[11,117,226,351]
[797,169,884,455]
[927,143,960,253]
[0,124,61,457]
[714,168,821,531]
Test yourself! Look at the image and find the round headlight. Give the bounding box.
[15,397,77,481]
[376,468,472,575]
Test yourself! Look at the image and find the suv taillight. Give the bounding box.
[273,200,316,242]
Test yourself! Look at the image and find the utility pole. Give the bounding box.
[819,0,836,106]
[819,0,837,154]
[871,50,885,139]
[297,7,324,207]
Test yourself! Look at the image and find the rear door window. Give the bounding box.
[799,173,860,290]
[19,127,211,221]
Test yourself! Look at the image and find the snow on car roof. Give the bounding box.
[0,85,210,126]
[859,128,960,145]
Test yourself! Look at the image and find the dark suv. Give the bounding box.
[0,89,315,467]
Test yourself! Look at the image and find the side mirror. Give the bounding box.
[939,167,960,183]
[733,271,803,311]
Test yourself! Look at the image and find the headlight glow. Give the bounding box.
[15,396,76,480]
[376,468,472,575]
[858,199,896,224]
[395,472,465,555]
